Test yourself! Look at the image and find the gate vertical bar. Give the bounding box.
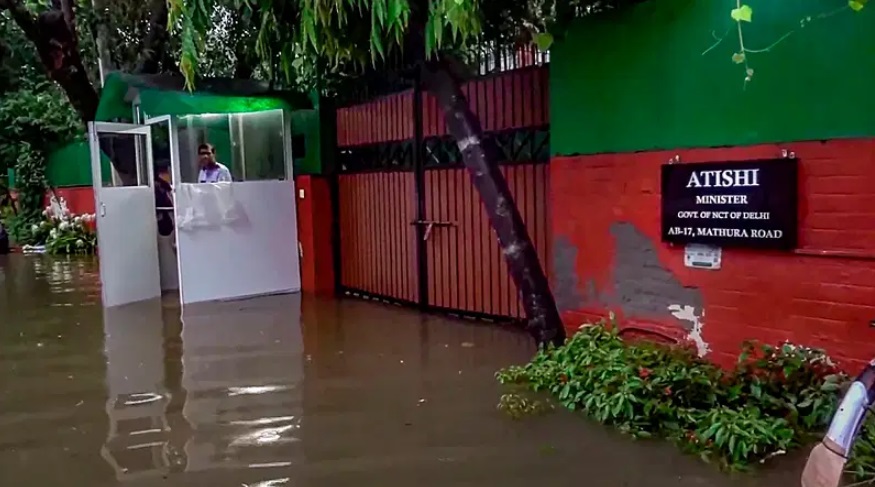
[322,93,344,295]
[412,69,429,308]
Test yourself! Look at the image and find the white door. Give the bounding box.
[89,122,161,307]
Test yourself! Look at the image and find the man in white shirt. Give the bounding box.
[197,143,233,183]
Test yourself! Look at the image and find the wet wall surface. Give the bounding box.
[0,255,804,486]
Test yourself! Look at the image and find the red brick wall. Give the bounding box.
[550,139,875,370]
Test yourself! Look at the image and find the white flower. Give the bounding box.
[74,216,82,224]
[59,221,70,231]
[49,229,58,239]
[75,239,84,248]
[31,224,39,233]
[41,221,50,228]
[47,196,71,219]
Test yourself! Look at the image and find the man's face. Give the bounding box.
[198,147,215,167]
[158,169,171,183]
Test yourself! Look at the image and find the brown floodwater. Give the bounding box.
[0,254,806,486]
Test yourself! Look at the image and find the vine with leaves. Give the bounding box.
[705,0,869,87]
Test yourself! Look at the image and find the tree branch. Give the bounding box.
[90,0,115,82]
[59,0,77,36]
[134,0,169,74]
[1,0,98,122]
[232,5,257,79]
[0,0,40,41]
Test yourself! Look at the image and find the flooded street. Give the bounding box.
[0,254,804,486]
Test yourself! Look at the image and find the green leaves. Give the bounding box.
[496,320,849,470]
[730,4,753,23]
[850,0,869,12]
[497,393,553,419]
[693,407,794,469]
[533,32,554,51]
[172,0,488,88]
[423,0,480,57]
[848,417,875,482]
[370,2,385,61]
[0,80,80,239]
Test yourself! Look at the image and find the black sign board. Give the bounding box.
[661,158,798,249]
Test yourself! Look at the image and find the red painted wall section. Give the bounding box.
[551,139,875,370]
[295,175,335,295]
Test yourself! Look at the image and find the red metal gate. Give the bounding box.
[336,54,550,322]
[422,164,549,319]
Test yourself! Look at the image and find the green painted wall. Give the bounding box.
[290,109,321,175]
[46,141,103,187]
[9,141,111,188]
[551,0,875,156]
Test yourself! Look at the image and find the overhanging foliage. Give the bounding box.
[172,0,646,88]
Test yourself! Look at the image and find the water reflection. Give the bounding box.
[0,255,107,486]
[99,294,305,483]
[101,299,174,481]
[179,296,304,475]
[0,254,100,306]
[0,255,806,487]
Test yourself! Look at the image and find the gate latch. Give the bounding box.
[411,220,454,241]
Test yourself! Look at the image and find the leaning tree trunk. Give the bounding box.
[420,59,565,347]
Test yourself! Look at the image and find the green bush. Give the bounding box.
[0,81,82,244]
[496,318,847,470]
[849,416,875,481]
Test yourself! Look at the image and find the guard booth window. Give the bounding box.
[175,109,286,183]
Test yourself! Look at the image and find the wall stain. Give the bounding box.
[552,235,585,312]
[552,224,703,334]
[609,222,702,331]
